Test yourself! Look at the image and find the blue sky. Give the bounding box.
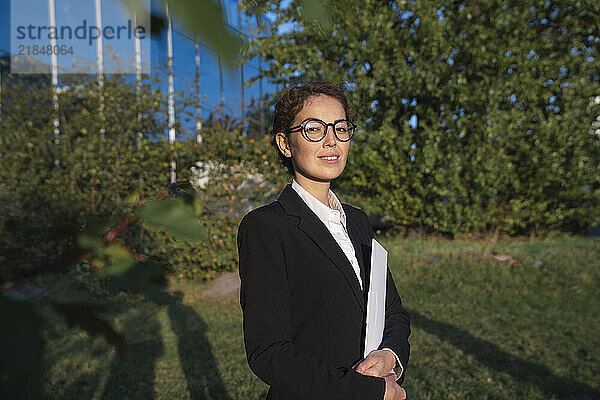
[0,0,276,124]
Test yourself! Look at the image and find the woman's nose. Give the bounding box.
[323,125,337,146]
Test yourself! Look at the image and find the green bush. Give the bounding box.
[0,68,282,283]
[242,0,600,236]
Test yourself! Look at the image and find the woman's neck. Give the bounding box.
[295,174,330,206]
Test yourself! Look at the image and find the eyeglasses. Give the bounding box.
[287,118,357,142]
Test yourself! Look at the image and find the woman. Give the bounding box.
[237,80,410,400]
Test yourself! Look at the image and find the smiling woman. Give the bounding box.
[276,94,350,189]
[237,80,411,400]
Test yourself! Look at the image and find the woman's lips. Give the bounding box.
[318,155,340,163]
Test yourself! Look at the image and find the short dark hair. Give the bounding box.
[272,79,352,176]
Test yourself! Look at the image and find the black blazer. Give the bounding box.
[237,184,410,400]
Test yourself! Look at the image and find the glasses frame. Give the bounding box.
[287,118,357,142]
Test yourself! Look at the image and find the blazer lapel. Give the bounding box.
[278,185,366,312]
[344,213,369,294]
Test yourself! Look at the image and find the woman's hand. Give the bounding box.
[383,374,406,400]
[355,349,397,378]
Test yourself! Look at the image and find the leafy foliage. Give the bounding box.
[241,0,600,236]
[0,64,283,283]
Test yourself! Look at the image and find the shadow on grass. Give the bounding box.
[99,292,230,400]
[409,310,599,399]
[167,292,231,400]
[100,308,164,399]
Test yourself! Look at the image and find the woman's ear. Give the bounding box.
[275,132,293,158]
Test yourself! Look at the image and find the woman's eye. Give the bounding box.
[336,127,347,133]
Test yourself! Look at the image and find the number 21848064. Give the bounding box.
[18,44,74,55]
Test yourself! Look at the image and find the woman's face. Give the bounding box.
[276,95,350,184]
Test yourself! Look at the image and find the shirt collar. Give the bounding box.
[291,179,347,229]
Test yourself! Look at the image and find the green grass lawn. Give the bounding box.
[37,237,599,399]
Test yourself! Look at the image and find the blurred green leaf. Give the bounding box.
[139,198,207,242]
[84,215,115,237]
[103,244,136,276]
[77,233,100,250]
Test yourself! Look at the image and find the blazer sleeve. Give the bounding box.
[237,211,386,400]
[379,267,411,383]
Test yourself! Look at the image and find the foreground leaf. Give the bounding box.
[139,198,207,242]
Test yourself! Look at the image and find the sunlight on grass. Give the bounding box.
[41,237,599,399]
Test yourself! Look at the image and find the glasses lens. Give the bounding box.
[334,121,353,141]
[304,120,326,141]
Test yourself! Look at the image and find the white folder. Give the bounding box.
[363,238,388,358]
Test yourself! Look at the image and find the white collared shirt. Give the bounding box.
[291,180,403,377]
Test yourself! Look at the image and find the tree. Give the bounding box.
[241,0,600,235]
